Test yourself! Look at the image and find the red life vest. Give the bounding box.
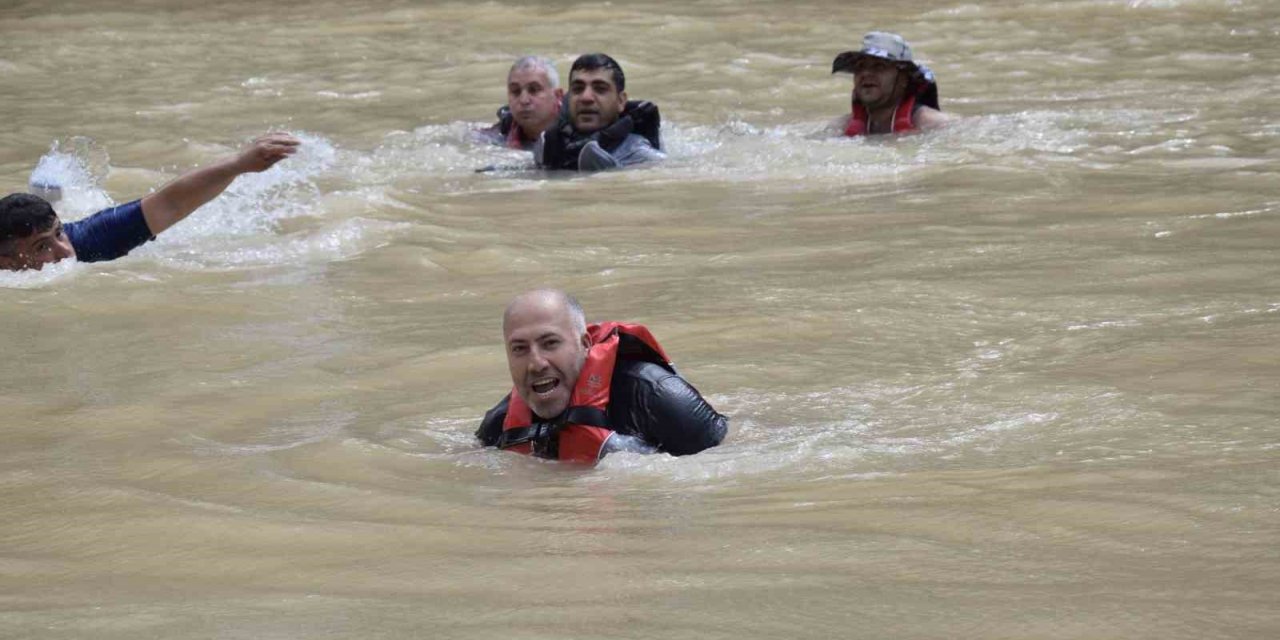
[844,94,918,136]
[504,123,524,149]
[498,322,672,464]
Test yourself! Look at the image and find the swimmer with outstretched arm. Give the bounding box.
[0,133,300,271]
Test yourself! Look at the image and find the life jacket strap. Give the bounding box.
[495,405,611,459]
[496,422,555,449]
[564,406,610,429]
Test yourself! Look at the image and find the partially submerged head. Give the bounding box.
[0,193,74,271]
[568,53,628,134]
[832,32,927,111]
[503,288,591,420]
[507,56,564,139]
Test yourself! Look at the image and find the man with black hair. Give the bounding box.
[0,133,298,271]
[535,53,665,172]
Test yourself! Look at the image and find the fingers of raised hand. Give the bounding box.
[250,133,301,156]
[242,133,300,171]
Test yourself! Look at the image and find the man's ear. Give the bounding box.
[579,331,592,350]
[554,87,565,100]
[619,91,628,111]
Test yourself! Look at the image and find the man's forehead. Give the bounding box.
[19,221,61,243]
[509,67,551,86]
[504,317,573,343]
[856,57,899,71]
[571,68,614,86]
[504,296,572,337]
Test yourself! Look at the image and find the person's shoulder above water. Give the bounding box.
[63,199,152,263]
[607,358,727,456]
[475,289,726,464]
[534,53,666,172]
[830,31,955,136]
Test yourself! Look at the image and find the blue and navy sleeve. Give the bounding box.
[63,199,154,263]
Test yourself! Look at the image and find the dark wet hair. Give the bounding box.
[570,53,625,93]
[0,193,58,251]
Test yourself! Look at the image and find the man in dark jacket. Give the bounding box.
[476,289,727,461]
[534,54,665,172]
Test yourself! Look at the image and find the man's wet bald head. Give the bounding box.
[503,288,587,338]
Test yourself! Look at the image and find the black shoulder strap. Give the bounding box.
[615,331,674,371]
[497,421,563,459]
[496,105,514,136]
[494,407,610,457]
[625,100,663,151]
[565,406,610,429]
[495,422,548,449]
[918,83,940,111]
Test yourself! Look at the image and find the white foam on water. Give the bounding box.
[130,132,414,270]
[0,257,83,289]
[356,123,531,184]
[153,217,408,271]
[160,131,338,242]
[28,136,116,218]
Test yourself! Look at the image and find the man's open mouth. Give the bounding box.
[531,377,559,395]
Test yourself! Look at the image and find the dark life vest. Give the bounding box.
[623,100,663,151]
[496,322,673,464]
[542,99,663,170]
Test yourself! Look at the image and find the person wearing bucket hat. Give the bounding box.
[831,31,949,136]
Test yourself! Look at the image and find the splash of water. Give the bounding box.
[27,137,116,218]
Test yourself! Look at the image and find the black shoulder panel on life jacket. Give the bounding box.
[616,331,674,371]
[552,96,663,149]
[495,105,514,136]
[917,83,940,111]
[624,100,663,151]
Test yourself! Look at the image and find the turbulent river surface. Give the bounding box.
[2,0,1278,638]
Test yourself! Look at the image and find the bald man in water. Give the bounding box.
[0,133,299,271]
[476,289,727,463]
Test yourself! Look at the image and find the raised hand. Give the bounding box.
[235,133,301,173]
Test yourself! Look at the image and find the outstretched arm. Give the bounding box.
[140,133,300,235]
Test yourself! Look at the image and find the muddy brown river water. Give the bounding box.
[2,0,1278,638]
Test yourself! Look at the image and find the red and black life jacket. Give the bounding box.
[844,79,940,137]
[496,322,672,464]
[495,100,564,149]
[845,94,918,136]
